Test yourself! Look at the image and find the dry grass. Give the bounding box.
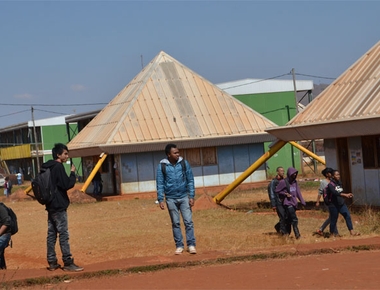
[3,181,380,270]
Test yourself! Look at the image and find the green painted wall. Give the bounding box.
[233,92,301,177]
[41,124,80,175]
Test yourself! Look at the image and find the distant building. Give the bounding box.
[267,41,380,206]
[217,78,314,176]
[0,116,80,180]
[67,51,278,196]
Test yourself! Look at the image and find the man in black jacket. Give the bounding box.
[44,143,83,272]
[268,166,290,235]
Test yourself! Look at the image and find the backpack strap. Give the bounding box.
[161,161,187,181]
[284,179,291,195]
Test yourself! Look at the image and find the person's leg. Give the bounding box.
[47,212,59,265]
[99,182,103,195]
[287,206,300,238]
[339,204,354,231]
[178,197,196,247]
[0,234,10,270]
[329,205,339,235]
[166,198,184,248]
[50,211,73,265]
[276,205,288,235]
[93,180,99,195]
[320,217,330,232]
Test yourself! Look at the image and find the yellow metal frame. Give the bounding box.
[81,153,107,193]
[213,140,326,204]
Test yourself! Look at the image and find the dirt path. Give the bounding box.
[29,250,380,289]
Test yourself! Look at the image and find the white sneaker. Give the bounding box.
[188,246,197,254]
[175,247,184,255]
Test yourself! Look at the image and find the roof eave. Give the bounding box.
[266,117,380,141]
[68,133,276,158]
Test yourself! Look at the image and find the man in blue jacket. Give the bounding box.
[156,143,196,255]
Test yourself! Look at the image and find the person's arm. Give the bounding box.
[185,161,195,207]
[276,180,291,198]
[55,164,76,191]
[296,184,306,206]
[0,225,8,236]
[316,181,324,207]
[268,180,277,210]
[156,164,165,210]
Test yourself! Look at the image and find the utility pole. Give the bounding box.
[31,106,40,173]
[291,68,303,175]
[291,68,298,113]
[141,55,144,69]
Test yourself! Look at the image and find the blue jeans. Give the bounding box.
[0,233,10,269]
[166,197,196,248]
[47,211,72,264]
[329,203,353,234]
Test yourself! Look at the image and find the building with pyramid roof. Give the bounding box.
[67,51,278,195]
[267,41,380,206]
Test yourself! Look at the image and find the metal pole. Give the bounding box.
[31,106,40,173]
[213,140,287,204]
[291,68,298,113]
[81,153,107,193]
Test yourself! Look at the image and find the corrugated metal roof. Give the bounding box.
[267,41,380,141]
[68,51,277,157]
[217,79,313,95]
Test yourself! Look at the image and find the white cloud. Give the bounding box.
[70,84,86,92]
[14,93,33,99]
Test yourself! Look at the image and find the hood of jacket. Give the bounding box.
[41,160,59,170]
[160,156,183,165]
[287,167,298,183]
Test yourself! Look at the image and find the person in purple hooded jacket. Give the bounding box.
[275,167,306,239]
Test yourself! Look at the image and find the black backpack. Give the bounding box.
[31,167,54,205]
[323,181,336,205]
[0,203,18,235]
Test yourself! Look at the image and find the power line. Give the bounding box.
[34,108,71,116]
[295,73,336,80]
[0,109,31,119]
[220,73,291,90]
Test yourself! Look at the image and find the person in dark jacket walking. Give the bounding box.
[275,167,306,239]
[327,170,360,237]
[0,204,12,269]
[44,143,83,272]
[156,143,196,255]
[315,167,339,236]
[268,166,290,235]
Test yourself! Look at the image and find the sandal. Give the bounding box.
[351,232,361,236]
[315,230,323,236]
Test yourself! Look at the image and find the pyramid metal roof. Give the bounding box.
[267,41,380,141]
[68,51,277,157]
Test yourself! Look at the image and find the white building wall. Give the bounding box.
[325,137,380,206]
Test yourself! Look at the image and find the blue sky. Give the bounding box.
[1,1,379,128]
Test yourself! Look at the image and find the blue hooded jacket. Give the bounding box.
[275,167,306,207]
[156,157,195,202]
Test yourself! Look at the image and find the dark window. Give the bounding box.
[182,147,217,167]
[362,135,380,168]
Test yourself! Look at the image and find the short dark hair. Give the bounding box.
[276,166,283,172]
[52,143,69,160]
[165,143,177,156]
[321,167,334,177]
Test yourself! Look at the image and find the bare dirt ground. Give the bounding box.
[2,183,380,289]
